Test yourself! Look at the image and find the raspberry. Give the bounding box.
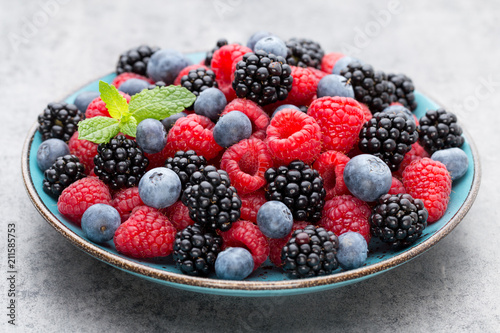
[68,131,98,175]
[282,66,319,107]
[220,220,270,271]
[144,144,170,170]
[360,103,373,122]
[57,177,112,225]
[268,221,309,267]
[402,158,452,223]
[111,187,144,222]
[307,97,365,153]
[114,206,177,258]
[266,108,322,164]
[313,150,350,200]
[163,201,195,230]
[111,72,154,88]
[239,189,267,223]
[165,114,223,160]
[85,92,131,118]
[394,142,430,178]
[319,195,372,243]
[173,63,209,86]
[321,52,345,74]
[220,99,270,138]
[388,177,406,195]
[220,138,273,194]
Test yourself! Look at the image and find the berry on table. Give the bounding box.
[317,74,354,99]
[257,201,294,239]
[215,247,254,280]
[37,138,70,171]
[285,38,325,69]
[388,176,406,195]
[74,91,100,113]
[81,204,121,243]
[254,36,288,58]
[275,66,319,107]
[213,111,252,148]
[43,155,86,197]
[135,118,167,154]
[387,73,417,111]
[118,78,150,96]
[205,38,228,67]
[418,108,464,154]
[116,45,160,76]
[165,150,207,190]
[146,49,192,84]
[431,147,469,180]
[38,102,84,142]
[138,167,181,209]
[193,87,227,121]
[336,232,368,270]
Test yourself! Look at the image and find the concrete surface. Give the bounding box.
[1,0,499,332]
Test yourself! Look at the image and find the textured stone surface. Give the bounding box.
[1,0,499,332]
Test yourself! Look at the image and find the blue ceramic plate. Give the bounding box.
[22,52,481,297]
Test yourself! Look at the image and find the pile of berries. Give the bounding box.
[34,31,468,281]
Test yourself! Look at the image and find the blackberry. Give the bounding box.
[370,193,428,248]
[181,165,241,231]
[387,73,417,111]
[281,225,339,279]
[205,38,228,67]
[165,150,207,190]
[285,38,324,69]
[180,67,218,106]
[232,50,293,106]
[264,160,326,223]
[94,135,149,191]
[38,102,84,143]
[148,81,166,90]
[173,224,222,277]
[418,108,464,154]
[43,155,86,197]
[359,111,419,171]
[340,61,396,114]
[116,45,160,76]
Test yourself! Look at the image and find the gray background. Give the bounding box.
[1,0,499,332]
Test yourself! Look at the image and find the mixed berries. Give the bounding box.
[34,31,469,281]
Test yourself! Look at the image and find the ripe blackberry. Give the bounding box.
[38,102,84,143]
[165,150,207,190]
[94,135,149,191]
[116,45,160,76]
[264,160,326,223]
[147,81,166,90]
[281,225,339,279]
[359,112,419,171]
[180,68,218,99]
[173,223,223,277]
[181,165,242,231]
[43,155,86,197]
[418,108,464,154]
[285,38,325,69]
[370,193,428,248]
[205,38,228,67]
[232,50,293,106]
[387,73,417,111]
[340,62,396,114]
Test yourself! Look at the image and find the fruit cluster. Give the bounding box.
[35,32,469,281]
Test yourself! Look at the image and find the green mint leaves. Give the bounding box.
[78,81,195,144]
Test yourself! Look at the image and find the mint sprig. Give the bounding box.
[78,81,195,144]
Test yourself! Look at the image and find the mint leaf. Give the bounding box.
[99,81,129,119]
[119,116,137,138]
[78,117,120,144]
[128,86,196,123]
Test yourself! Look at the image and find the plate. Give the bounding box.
[22,52,481,297]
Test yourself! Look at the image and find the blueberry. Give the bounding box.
[138,167,181,209]
[215,247,254,280]
[332,56,364,75]
[257,201,294,239]
[136,118,167,154]
[247,31,273,50]
[161,112,187,132]
[431,147,469,180]
[337,232,368,270]
[254,36,287,58]
[118,78,150,96]
[343,154,392,202]
[73,91,100,113]
[317,74,355,99]
[271,104,301,119]
[81,204,121,243]
[382,105,414,121]
[36,138,70,171]
[193,87,227,121]
[146,49,192,84]
[213,111,252,148]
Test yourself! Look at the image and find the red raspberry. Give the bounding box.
[321,52,345,74]
[395,142,430,178]
[173,64,209,86]
[239,189,267,223]
[111,73,154,88]
[163,201,195,230]
[85,92,131,118]
[308,67,328,81]
[114,205,177,258]
[57,177,112,225]
[220,138,273,194]
[308,97,365,153]
[268,221,309,267]
[360,103,373,122]
[165,114,223,160]
[282,66,320,107]
[144,144,170,170]
[220,98,270,137]
[313,150,350,200]
[266,108,322,165]
[402,158,452,223]
[388,177,406,195]
[320,195,372,243]
[68,131,98,175]
[220,220,270,271]
[111,187,144,222]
